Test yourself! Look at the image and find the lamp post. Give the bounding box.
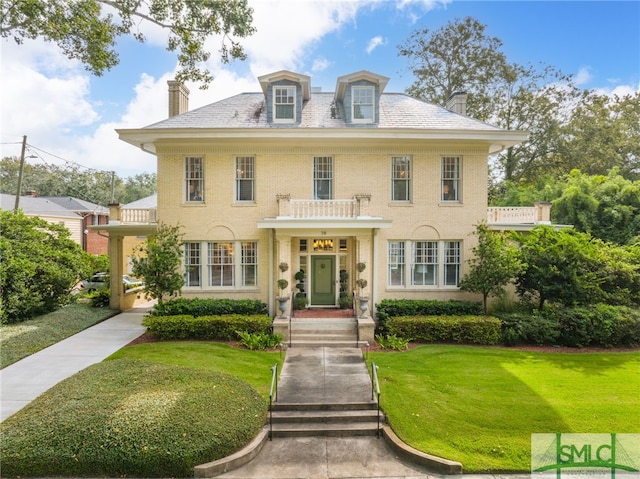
[13,135,37,213]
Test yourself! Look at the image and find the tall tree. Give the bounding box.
[459,222,521,314]
[0,0,256,86]
[399,17,509,120]
[130,222,184,309]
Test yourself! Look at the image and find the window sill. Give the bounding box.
[439,202,463,207]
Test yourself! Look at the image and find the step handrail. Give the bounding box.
[371,361,381,438]
[269,362,278,440]
[353,290,359,347]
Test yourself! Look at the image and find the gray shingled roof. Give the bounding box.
[124,193,157,209]
[143,92,503,131]
[1,194,80,218]
[42,196,109,214]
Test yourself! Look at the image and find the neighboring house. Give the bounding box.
[1,193,109,254]
[113,70,536,335]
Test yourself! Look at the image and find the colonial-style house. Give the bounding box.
[112,70,540,342]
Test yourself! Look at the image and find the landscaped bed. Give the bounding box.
[367,344,640,472]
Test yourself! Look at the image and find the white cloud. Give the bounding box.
[574,67,592,86]
[366,35,387,54]
[312,58,331,72]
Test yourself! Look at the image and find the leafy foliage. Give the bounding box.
[459,223,521,313]
[131,222,184,305]
[375,333,409,351]
[386,315,502,345]
[376,299,482,333]
[0,157,156,206]
[0,0,256,86]
[143,314,272,341]
[0,359,266,477]
[148,297,267,317]
[236,331,283,350]
[0,210,91,323]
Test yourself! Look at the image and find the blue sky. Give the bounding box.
[1,0,638,178]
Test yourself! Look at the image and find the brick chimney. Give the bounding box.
[167,80,190,118]
[25,189,37,197]
[446,92,467,116]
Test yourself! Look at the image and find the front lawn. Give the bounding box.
[0,304,117,369]
[0,342,283,477]
[368,345,640,473]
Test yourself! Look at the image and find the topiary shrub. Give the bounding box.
[143,314,272,340]
[386,315,501,345]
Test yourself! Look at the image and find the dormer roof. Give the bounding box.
[334,70,390,101]
[258,70,311,101]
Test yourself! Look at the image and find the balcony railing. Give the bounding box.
[277,194,372,218]
[487,203,551,225]
[111,207,157,224]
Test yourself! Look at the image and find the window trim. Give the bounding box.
[351,85,375,123]
[235,156,255,202]
[441,156,461,203]
[387,240,461,289]
[185,156,204,202]
[273,85,296,122]
[313,156,333,200]
[183,240,258,290]
[391,156,411,202]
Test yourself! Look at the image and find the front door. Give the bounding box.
[311,256,335,306]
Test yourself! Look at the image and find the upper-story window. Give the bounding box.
[392,156,411,202]
[236,156,255,202]
[352,86,374,123]
[185,157,204,202]
[441,156,461,202]
[274,86,295,121]
[314,156,333,200]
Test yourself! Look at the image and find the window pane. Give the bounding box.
[275,87,295,119]
[314,157,333,200]
[236,157,254,201]
[388,241,405,286]
[444,241,460,286]
[184,242,201,286]
[241,242,257,286]
[392,157,411,201]
[185,157,204,201]
[353,87,373,121]
[442,157,460,201]
[412,241,438,286]
[208,242,234,286]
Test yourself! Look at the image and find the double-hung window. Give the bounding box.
[441,156,461,202]
[392,156,411,202]
[388,240,461,287]
[209,242,234,286]
[184,242,201,286]
[274,86,295,121]
[352,86,374,123]
[184,241,258,289]
[185,157,204,202]
[313,156,333,200]
[236,156,255,202]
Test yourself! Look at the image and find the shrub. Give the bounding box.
[236,331,283,350]
[375,333,409,350]
[88,289,110,308]
[376,299,483,333]
[0,359,267,477]
[498,311,561,346]
[386,315,501,345]
[143,314,272,340]
[148,298,267,317]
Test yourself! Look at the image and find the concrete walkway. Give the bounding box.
[0,304,150,422]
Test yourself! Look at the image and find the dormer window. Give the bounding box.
[352,86,374,123]
[274,86,295,121]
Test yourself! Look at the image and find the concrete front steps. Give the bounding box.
[269,401,384,438]
[289,317,367,347]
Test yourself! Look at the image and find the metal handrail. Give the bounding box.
[288,291,293,348]
[371,361,381,438]
[268,362,278,440]
[353,290,358,347]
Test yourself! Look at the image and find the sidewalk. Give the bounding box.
[0,303,151,422]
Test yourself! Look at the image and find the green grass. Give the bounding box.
[108,340,284,399]
[368,345,640,473]
[0,303,117,369]
[0,358,268,477]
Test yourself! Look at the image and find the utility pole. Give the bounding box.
[13,135,27,213]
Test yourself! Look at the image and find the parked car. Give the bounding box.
[81,273,143,292]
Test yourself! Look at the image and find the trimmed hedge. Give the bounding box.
[143,314,272,341]
[377,299,483,318]
[386,315,502,345]
[149,298,267,317]
[498,304,640,347]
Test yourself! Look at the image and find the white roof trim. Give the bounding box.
[258,70,311,100]
[335,70,390,100]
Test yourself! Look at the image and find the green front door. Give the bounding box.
[311,256,335,306]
